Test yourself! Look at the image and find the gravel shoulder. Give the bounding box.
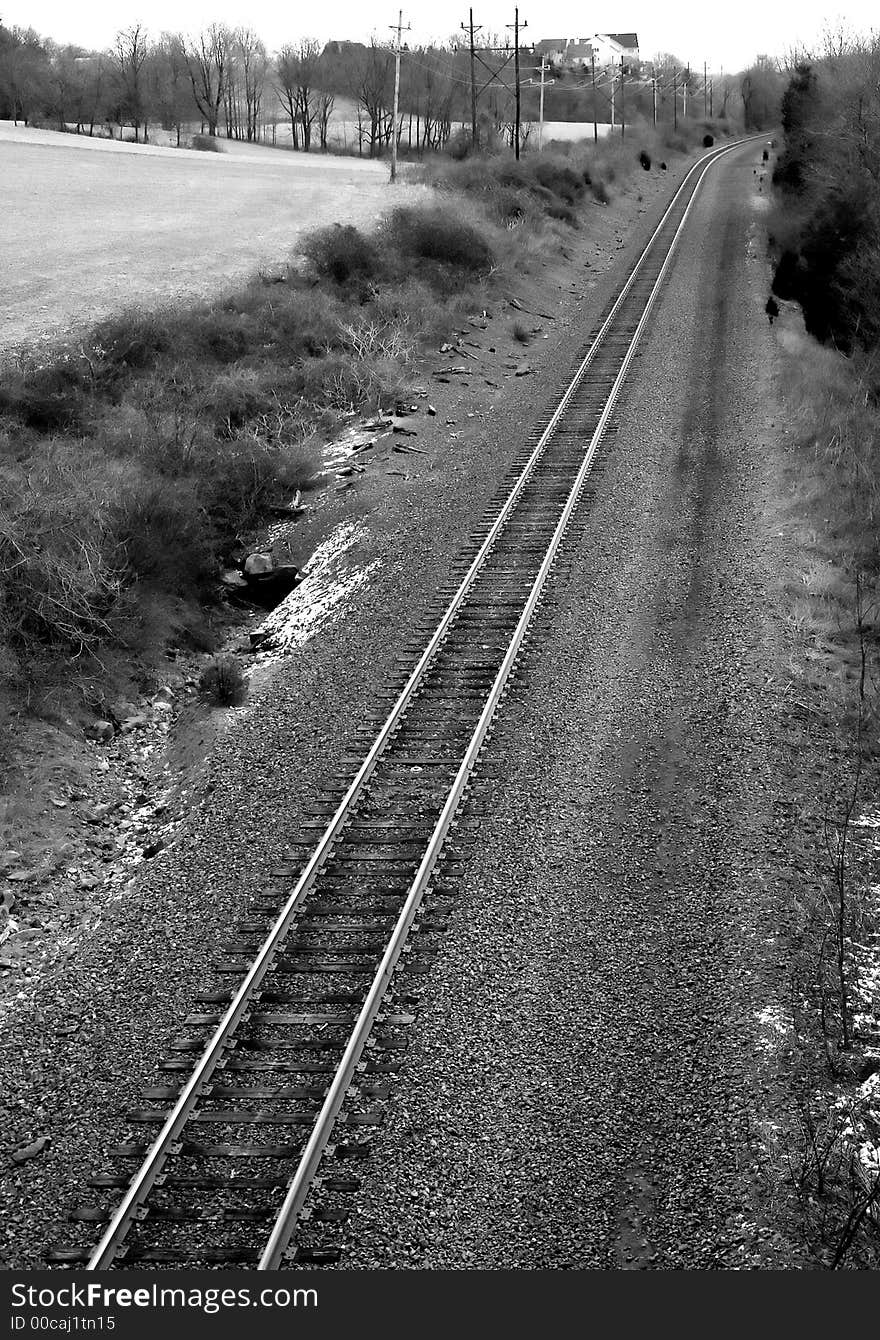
[340,141,810,1268]
[0,144,692,1269]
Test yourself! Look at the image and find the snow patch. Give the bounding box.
[249,520,379,669]
[755,1003,795,1054]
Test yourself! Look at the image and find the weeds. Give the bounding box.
[199,654,247,705]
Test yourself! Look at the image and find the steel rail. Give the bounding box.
[257,137,741,1269]
[86,136,754,1271]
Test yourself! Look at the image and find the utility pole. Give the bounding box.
[673,68,677,130]
[505,8,527,160]
[683,64,689,119]
[538,54,546,151]
[620,62,625,139]
[703,60,707,116]
[652,73,657,126]
[591,53,598,143]
[461,9,480,149]
[709,77,713,117]
[610,70,615,129]
[389,9,410,182]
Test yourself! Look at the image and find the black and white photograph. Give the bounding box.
[1,0,878,1316]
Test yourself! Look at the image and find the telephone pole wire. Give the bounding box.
[462,9,481,149]
[389,9,410,183]
[506,8,527,160]
[591,53,598,143]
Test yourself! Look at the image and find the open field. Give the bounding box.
[0,122,423,350]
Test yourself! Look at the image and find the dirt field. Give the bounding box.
[0,122,423,351]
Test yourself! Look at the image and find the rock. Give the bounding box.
[221,570,249,589]
[120,714,148,732]
[142,839,164,859]
[84,802,117,824]
[514,364,534,377]
[243,563,302,609]
[47,792,68,809]
[427,405,437,416]
[243,552,274,577]
[11,1135,50,1164]
[86,720,115,743]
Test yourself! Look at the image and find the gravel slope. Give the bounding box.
[340,142,805,1268]
[0,144,690,1269]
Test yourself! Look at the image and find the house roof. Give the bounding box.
[534,38,567,53]
[567,42,593,57]
[607,32,639,49]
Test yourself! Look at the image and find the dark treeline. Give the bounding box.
[770,32,880,353]
[1,21,770,157]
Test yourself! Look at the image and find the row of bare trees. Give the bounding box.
[1,18,780,156]
[0,21,519,155]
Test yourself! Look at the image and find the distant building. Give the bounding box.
[532,32,639,69]
[534,38,568,64]
[566,40,594,68]
[589,32,640,66]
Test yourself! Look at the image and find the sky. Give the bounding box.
[3,0,877,73]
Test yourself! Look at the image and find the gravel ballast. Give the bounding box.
[340,143,808,1268]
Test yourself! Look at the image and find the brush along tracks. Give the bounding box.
[48,140,750,1271]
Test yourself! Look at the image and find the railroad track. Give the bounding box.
[49,137,754,1271]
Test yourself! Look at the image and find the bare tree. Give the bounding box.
[113,23,150,141]
[183,25,228,137]
[151,33,192,146]
[241,29,268,140]
[274,40,322,150]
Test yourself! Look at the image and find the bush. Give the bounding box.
[202,369,273,433]
[703,133,715,147]
[191,134,223,153]
[110,478,215,596]
[91,311,174,372]
[591,178,610,205]
[547,201,578,226]
[0,362,87,433]
[532,160,585,204]
[199,654,247,705]
[201,435,319,534]
[0,462,124,663]
[191,309,254,363]
[639,149,652,170]
[385,205,494,274]
[302,224,382,286]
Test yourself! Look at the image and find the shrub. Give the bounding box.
[191,134,223,153]
[512,320,530,343]
[0,362,87,433]
[91,311,174,372]
[703,133,715,147]
[199,435,315,534]
[110,477,215,596]
[265,289,343,358]
[199,654,247,705]
[547,201,578,226]
[191,309,254,363]
[590,178,610,205]
[302,224,382,286]
[532,159,584,204]
[639,149,652,170]
[202,369,273,433]
[0,463,124,663]
[385,205,494,274]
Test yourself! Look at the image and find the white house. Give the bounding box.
[589,32,640,67]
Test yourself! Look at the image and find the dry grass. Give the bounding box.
[777,326,880,704]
